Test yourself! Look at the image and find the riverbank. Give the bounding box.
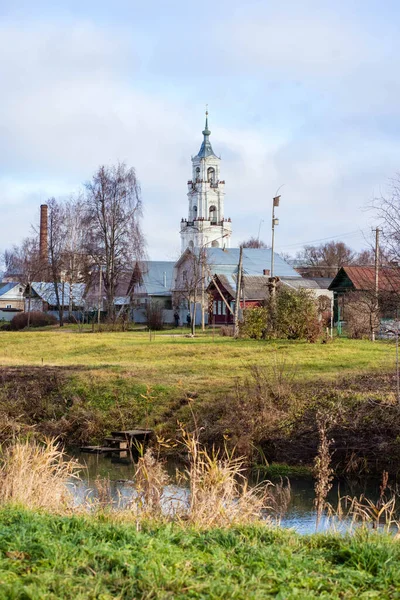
[0,329,398,475]
[0,507,399,598]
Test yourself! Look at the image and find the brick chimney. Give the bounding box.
[39,204,48,262]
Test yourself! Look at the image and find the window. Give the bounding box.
[6,304,11,309]
[209,205,217,223]
[213,301,217,315]
[207,167,215,183]
[19,288,23,292]
[195,167,200,180]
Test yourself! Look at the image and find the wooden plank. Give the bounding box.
[80,446,129,454]
[111,429,153,439]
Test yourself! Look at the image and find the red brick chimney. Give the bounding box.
[39,204,48,262]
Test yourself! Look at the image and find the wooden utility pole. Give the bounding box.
[233,246,243,338]
[201,249,205,332]
[372,228,380,342]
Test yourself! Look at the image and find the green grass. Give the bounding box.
[0,329,397,466]
[256,463,314,479]
[0,328,394,392]
[0,507,399,599]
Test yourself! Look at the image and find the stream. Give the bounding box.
[71,452,384,534]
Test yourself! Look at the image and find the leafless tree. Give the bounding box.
[241,236,269,249]
[47,198,67,326]
[174,250,208,335]
[371,176,400,263]
[296,241,356,277]
[62,196,87,317]
[3,237,43,327]
[83,163,145,319]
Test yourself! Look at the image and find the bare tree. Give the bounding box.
[241,236,269,248]
[47,198,66,326]
[3,237,43,327]
[84,163,145,320]
[371,176,400,263]
[62,196,87,318]
[174,250,207,335]
[296,241,356,277]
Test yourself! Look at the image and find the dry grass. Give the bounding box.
[180,428,274,527]
[131,449,169,518]
[0,438,81,511]
[0,436,279,528]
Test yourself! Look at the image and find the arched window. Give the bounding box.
[193,205,197,217]
[207,167,215,183]
[209,205,217,223]
[188,240,194,250]
[211,240,219,248]
[195,167,200,181]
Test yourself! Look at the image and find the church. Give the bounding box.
[180,111,232,252]
[131,112,299,326]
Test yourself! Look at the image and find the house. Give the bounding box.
[24,282,86,316]
[0,282,25,321]
[207,273,334,325]
[207,274,270,324]
[328,266,400,322]
[114,261,176,324]
[174,247,300,325]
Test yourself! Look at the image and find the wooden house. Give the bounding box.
[328,266,400,321]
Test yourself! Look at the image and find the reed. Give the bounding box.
[0,438,81,511]
[181,428,273,527]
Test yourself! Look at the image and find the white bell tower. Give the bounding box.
[180,112,232,252]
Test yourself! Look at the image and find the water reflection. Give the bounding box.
[71,452,383,535]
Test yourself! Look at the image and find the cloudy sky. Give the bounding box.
[0,0,399,260]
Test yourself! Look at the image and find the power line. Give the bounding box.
[276,228,369,251]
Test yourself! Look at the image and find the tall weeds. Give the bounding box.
[181,428,273,527]
[314,413,334,530]
[0,438,81,510]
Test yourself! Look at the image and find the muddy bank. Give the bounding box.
[1,366,400,476]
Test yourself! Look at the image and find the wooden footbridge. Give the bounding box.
[80,429,153,461]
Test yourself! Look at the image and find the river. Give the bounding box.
[70,452,384,534]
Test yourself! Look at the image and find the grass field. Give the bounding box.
[0,328,398,471]
[0,327,395,391]
[0,507,399,599]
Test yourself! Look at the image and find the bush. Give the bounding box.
[344,293,379,339]
[145,301,164,330]
[240,307,268,339]
[275,288,321,342]
[10,312,58,330]
[219,325,234,337]
[240,289,322,342]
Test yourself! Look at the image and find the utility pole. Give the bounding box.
[233,245,243,338]
[372,227,380,342]
[271,195,281,277]
[98,266,102,328]
[201,248,205,331]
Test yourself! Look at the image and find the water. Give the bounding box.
[72,452,383,535]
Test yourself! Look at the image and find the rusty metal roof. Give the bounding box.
[329,266,400,292]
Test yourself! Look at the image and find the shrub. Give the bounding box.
[145,301,164,330]
[219,325,234,337]
[10,311,58,330]
[344,293,379,339]
[240,307,268,339]
[275,288,322,342]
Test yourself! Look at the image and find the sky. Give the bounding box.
[0,0,399,261]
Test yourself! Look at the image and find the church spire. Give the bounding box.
[197,108,216,158]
